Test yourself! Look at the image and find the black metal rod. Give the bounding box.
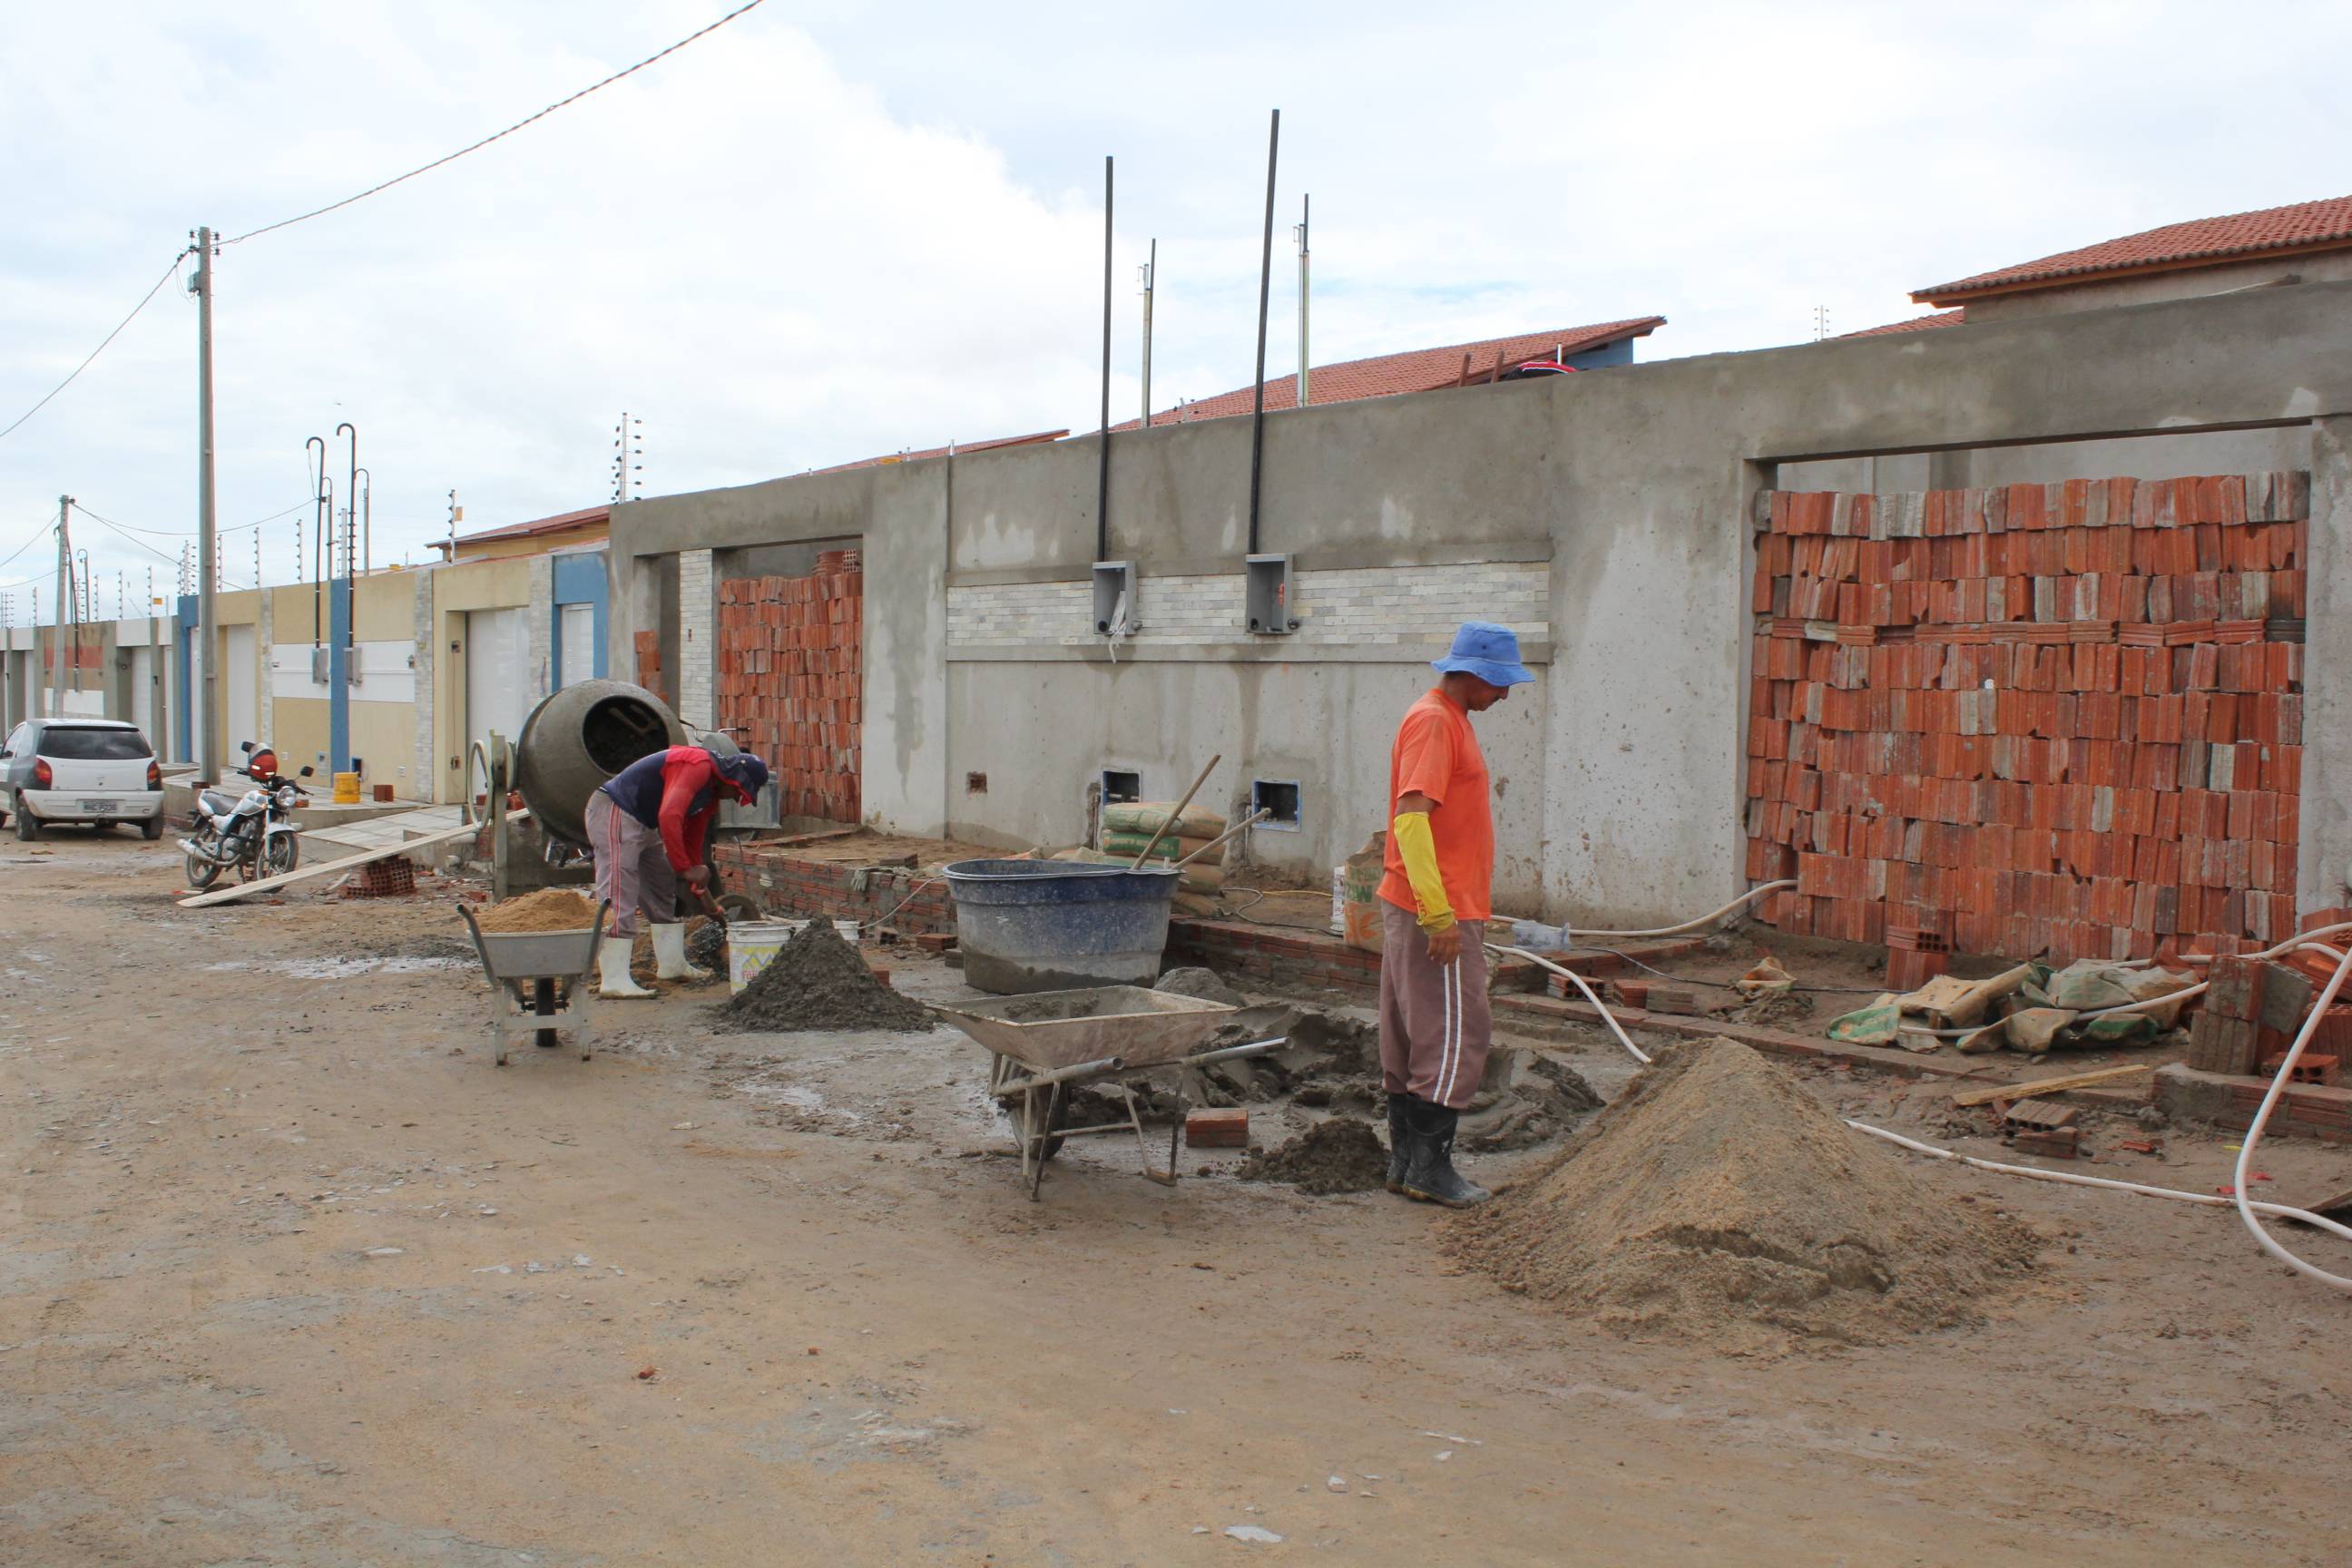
[1246,109,1279,556]
[1096,154,1113,564]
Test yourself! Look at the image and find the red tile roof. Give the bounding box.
[443,505,611,550]
[1914,195,2352,303]
[807,427,1068,476]
[1112,317,1664,431]
[1839,309,1965,338]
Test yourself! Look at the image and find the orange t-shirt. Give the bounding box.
[1377,689,1494,923]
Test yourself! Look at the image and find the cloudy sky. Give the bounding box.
[2,0,2346,617]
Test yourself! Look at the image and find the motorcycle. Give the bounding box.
[180,741,314,889]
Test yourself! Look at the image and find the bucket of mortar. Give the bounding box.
[941,858,1182,995]
[729,918,861,994]
[512,680,691,848]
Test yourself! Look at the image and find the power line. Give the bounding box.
[80,508,249,590]
[0,251,191,445]
[72,496,309,538]
[222,0,772,247]
[0,509,58,573]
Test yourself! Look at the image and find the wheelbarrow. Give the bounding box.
[456,900,610,1066]
[931,985,1286,1200]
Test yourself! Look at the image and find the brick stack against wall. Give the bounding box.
[715,551,863,823]
[1746,473,2308,965]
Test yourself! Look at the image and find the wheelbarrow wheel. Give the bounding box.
[533,977,560,1049]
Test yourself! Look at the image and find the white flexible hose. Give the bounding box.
[1491,923,2352,1292]
[1561,877,1794,940]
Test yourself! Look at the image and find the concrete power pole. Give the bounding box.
[1139,240,1156,428]
[194,226,220,784]
[52,496,71,718]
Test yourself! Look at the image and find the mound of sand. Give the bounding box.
[1446,1037,2035,1354]
[1236,1118,1388,1194]
[714,918,931,1034]
[475,888,600,933]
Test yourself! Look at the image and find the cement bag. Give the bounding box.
[1103,801,1226,839]
[1342,830,1387,953]
[1826,995,1903,1046]
[1100,829,1223,864]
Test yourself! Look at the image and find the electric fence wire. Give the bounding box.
[221,0,772,246]
[0,251,192,445]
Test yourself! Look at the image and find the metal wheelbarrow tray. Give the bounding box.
[457,900,610,1066]
[930,985,1285,1200]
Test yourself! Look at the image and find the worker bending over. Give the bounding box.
[587,744,769,998]
[1378,622,1534,1207]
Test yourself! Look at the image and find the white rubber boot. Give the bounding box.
[652,922,710,982]
[597,936,655,998]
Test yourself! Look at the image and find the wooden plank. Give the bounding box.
[176,814,513,908]
[1949,1062,2155,1108]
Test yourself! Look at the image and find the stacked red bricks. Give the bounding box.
[714,550,863,823]
[1746,473,2308,965]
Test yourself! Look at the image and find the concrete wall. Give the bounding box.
[608,279,2352,923]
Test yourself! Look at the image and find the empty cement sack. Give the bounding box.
[1445,1037,2036,1355]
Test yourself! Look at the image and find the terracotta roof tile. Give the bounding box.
[1914,195,2352,302]
[1838,309,1965,338]
[1113,316,1664,431]
[446,505,611,548]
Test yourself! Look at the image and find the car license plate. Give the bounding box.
[80,799,118,813]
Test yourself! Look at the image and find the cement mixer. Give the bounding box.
[511,679,691,848]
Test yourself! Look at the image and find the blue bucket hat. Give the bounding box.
[1431,621,1534,687]
[711,750,769,802]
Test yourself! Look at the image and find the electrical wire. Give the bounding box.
[79,511,249,590]
[221,0,772,246]
[0,510,58,574]
[0,251,191,445]
[72,499,309,539]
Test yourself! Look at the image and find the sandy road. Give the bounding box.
[3,830,2349,1565]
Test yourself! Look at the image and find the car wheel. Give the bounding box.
[142,814,164,841]
[12,799,36,841]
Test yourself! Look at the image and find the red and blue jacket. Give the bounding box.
[599,746,767,871]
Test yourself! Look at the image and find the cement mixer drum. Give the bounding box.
[513,680,690,847]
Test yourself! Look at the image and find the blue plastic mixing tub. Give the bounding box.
[941,858,1182,995]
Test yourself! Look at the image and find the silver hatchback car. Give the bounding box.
[0,718,166,840]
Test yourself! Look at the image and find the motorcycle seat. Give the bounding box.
[200,789,241,815]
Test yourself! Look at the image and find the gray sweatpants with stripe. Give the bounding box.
[1377,899,1492,1110]
[586,789,680,937]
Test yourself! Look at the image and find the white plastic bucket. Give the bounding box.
[728,918,861,995]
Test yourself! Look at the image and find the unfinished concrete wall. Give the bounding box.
[612,279,2352,926]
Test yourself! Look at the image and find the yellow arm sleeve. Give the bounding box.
[1390,811,1454,933]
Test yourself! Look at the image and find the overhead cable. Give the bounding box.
[222,0,772,246]
[0,252,191,445]
[0,509,58,573]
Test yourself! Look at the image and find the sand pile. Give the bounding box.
[1446,1037,2035,1354]
[1236,1118,1388,1195]
[713,917,931,1034]
[475,888,601,933]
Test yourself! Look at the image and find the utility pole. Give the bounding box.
[1295,194,1310,407]
[1139,240,1156,428]
[52,496,71,718]
[194,226,220,784]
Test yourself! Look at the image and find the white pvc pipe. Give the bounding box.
[2229,942,2352,1291]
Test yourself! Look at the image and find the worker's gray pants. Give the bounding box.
[585,790,677,937]
[1377,900,1491,1110]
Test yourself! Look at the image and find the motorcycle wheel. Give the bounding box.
[261,834,299,880]
[185,845,222,888]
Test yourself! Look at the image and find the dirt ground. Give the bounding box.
[5,832,2352,1566]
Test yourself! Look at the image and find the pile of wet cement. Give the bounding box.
[1156,966,1247,1006]
[1235,1118,1389,1195]
[475,888,601,933]
[685,919,728,972]
[1445,1036,2036,1354]
[713,917,931,1034]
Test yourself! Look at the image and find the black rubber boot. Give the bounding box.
[1385,1093,1411,1193]
[1399,1097,1491,1209]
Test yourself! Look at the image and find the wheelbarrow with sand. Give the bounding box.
[457,899,612,1066]
[931,985,1286,1200]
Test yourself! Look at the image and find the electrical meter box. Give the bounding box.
[1092,561,1136,635]
[1245,554,1296,634]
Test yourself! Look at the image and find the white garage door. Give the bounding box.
[466,607,531,755]
[224,623,258,748]
[559,603,596,690]
[128,646,155,737]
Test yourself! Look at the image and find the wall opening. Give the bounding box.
[1251,779,1302,831]
[1100,768,1141,805]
